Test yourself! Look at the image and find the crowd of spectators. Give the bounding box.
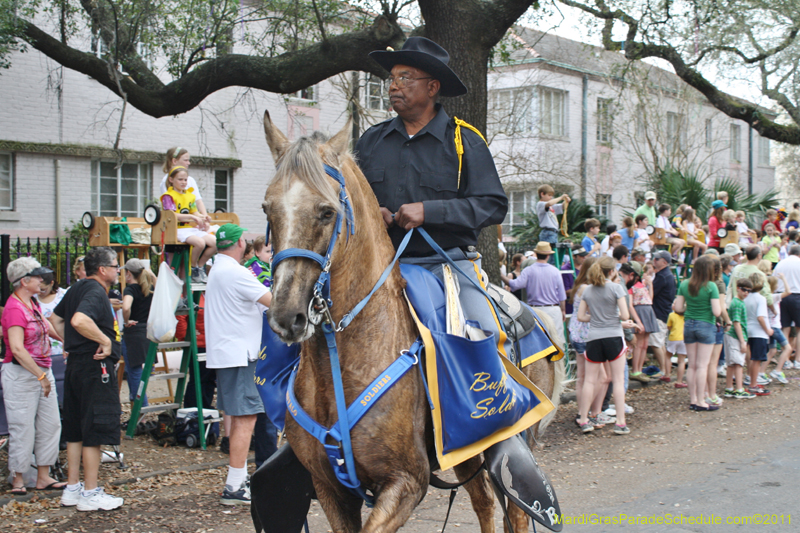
[508,187,800,436]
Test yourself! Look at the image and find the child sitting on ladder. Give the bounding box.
[161,166,217,283]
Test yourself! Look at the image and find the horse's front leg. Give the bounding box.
[455,456,496,533]
[360,473,428,533]
[315,479,364,533]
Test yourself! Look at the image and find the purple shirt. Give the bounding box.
[507,262,566,307]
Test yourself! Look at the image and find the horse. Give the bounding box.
[259,110,565,533]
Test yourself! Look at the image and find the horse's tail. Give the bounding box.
[533,310,566,436]
[538,356,566,435]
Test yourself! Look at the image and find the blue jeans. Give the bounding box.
[769,328,789,349]
[684,319,716,345]
[124,363,148,407]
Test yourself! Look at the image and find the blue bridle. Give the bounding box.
[266,163,418,504]
[270,164,355,324]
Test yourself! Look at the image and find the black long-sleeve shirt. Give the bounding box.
[354,105,508,257]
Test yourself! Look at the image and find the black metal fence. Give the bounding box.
[0,234,90,305]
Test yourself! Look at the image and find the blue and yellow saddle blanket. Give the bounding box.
[255,265,558,471]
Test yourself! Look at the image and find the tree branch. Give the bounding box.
[558,0,800,144]
[18,14,405,118]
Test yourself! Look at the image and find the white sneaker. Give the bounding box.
[795,361,800,370]
[784,361,794,371]
[61,482,83,507]
[77,488,124,512]
[758,372,772,384]
[608,404,634,415]
[770,370,789,384]
[717,365,727,377]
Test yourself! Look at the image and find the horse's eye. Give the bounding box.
[320,208,335,221]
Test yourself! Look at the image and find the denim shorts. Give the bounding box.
[769,327,790,349]
[683,319,716,345]
[572,341,587,354]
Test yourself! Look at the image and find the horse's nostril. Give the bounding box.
[291,313,307,336]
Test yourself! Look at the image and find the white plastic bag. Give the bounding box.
[147,261,184,343]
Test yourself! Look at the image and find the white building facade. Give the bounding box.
[488,29,776,236]
[0,21,776,240]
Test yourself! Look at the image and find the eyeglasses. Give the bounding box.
[739,288,752,293]
[388,76,433,88]
[101,264,121,270]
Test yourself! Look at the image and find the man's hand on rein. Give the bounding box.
[394,203,425,230]
[380,207,395,228]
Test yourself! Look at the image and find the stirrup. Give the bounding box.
[483,433,563,532]
[251,443,315,533]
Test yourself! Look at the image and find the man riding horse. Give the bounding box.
[252,37,562,533]
[355,36,559,520]
[355,37,511,355]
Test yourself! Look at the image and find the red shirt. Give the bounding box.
[762,219,781,233]
[175,294,205,348]
[708,216,722,247]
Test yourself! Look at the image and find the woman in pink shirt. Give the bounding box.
[708,200,727,251]
[1,258,64,495]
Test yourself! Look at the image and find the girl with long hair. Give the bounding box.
[681,207,708,258]
[620,262,658,382]
[673,255,722,411]
[620,216,636,252]
[568,257,613,427]
[121,259,157,406]
[577,257,639,434]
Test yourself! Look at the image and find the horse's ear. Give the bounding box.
[263,110,289,163]
[326,117,353,157]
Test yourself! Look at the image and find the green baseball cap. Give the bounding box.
[216,223,248,249]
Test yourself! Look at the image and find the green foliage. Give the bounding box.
[509,212,541,244]
[509,199,607,245]
[713,177,780,226]
[63,219,89,240]
[563,198,608,234]
[645,166,710,215]
[644,166,779,226]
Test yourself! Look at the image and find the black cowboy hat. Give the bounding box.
[369,37,467,97]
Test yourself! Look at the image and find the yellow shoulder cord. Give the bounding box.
[453,117,487,190]
[560,200,569,238]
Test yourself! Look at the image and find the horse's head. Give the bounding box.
[262,111,353,343]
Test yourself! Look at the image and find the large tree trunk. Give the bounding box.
[421,1,506,285]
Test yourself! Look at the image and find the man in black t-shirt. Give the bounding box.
[49,247,124,512]
[649,251,677,379]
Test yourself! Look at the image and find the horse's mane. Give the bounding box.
[273,132,345,211]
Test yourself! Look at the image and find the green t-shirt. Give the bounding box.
[726,297,748,342]
[634,204,656,225]
[677,279,720,324]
